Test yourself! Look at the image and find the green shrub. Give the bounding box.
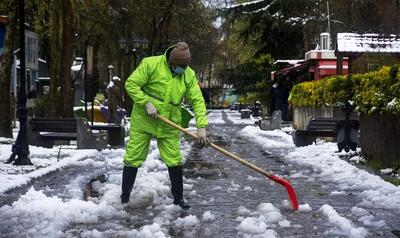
[290,66,400,114]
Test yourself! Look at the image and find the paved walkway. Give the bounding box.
[0,110,399,237]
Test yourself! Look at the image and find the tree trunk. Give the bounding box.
[49,3,60,117]
[60,0,74,117]
[150,0,175,55]
[0,10,17,138]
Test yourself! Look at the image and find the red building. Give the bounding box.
[272,33,348,82]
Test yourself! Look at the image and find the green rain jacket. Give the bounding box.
[125,47,208,138]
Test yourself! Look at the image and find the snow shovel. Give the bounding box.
[157,115,299,211]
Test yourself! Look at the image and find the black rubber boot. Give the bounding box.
[120,166,138,204]
[168,165,190,209]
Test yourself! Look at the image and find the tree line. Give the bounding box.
[0,0,220,138]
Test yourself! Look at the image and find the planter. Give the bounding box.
[360,113,400,169]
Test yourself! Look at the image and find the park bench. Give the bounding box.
[28,117,108,150]
[292,117,338,146]
[292,116,359,151]
[240,109,252,119]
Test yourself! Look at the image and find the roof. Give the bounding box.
[0,16,8,24]
[274,60,304,65]
[272,61,313,79]
[337,33,400,54]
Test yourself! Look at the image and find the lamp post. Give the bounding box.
[7,0,32,165]
[107,64,114,83]
[118,36,150,115]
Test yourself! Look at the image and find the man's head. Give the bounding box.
[168,42,191,74]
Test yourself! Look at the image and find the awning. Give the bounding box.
[272,61,313,80]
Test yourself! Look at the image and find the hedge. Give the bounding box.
[289,66,400,114]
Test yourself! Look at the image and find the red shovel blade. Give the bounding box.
[268,174,299,211]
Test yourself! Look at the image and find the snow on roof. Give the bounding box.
[228,0,265,9]
[274,60,304,65]
[337,33,400,53]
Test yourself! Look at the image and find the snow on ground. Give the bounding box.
[240,125,294,149]
[0,137,196,237]
[319,204,368,238]
[239,125,400,210]
[0,145,99,193]
[225,109,259,125]
[239,124,400,236]
[286,142,400,210]
[235,203,289,237]
[206,110,226,124]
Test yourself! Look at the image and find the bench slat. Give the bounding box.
[40,132,77,140]
[295,130,337,137]
[30,118,77,133]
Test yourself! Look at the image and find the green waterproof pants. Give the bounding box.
[124,129,182,168]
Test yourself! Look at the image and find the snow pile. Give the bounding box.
[240,125,295,149]
[0,145,99,193]
[241,121,396,211]
[173,215,199,229]
[98,140,193,209]
[0,188,124,238]
[286,143,400,210]
[129,223,167,238]
[298,203,312,212]
[351,207,386,228]
[236,203,290,237]
[225,110,256,125]
[207,111,226,124]
[0,137,194,237]
[319,204,368,238]
[202,211,216,222]
[81,223,167,238]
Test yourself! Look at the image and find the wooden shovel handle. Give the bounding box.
[157,115,272,177]
[157,114,299,211]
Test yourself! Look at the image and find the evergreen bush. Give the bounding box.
[289,66,400,114]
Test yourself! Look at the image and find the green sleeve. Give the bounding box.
[125,58,151,105]
[186,72,208,128]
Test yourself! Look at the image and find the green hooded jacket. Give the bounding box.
[125,46,208,138]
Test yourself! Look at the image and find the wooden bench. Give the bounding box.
[292,116,360,150]
[28,117,108,150]
[240,109,252,119]
[292,117,340,147]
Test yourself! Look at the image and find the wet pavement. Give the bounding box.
[1,110,399,237]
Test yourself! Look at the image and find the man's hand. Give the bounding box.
[197,128,209,146]
[145,102,157,119]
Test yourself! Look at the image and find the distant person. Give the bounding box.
[269,82,283,116]
[106,76,122,124]
[252,100,261,117]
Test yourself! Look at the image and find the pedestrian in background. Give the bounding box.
[106,76,122,124]
[122,42,208,209]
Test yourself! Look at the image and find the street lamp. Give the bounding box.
[7,0,33,165]
[107,65,114,83]
[118,35,150,115]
